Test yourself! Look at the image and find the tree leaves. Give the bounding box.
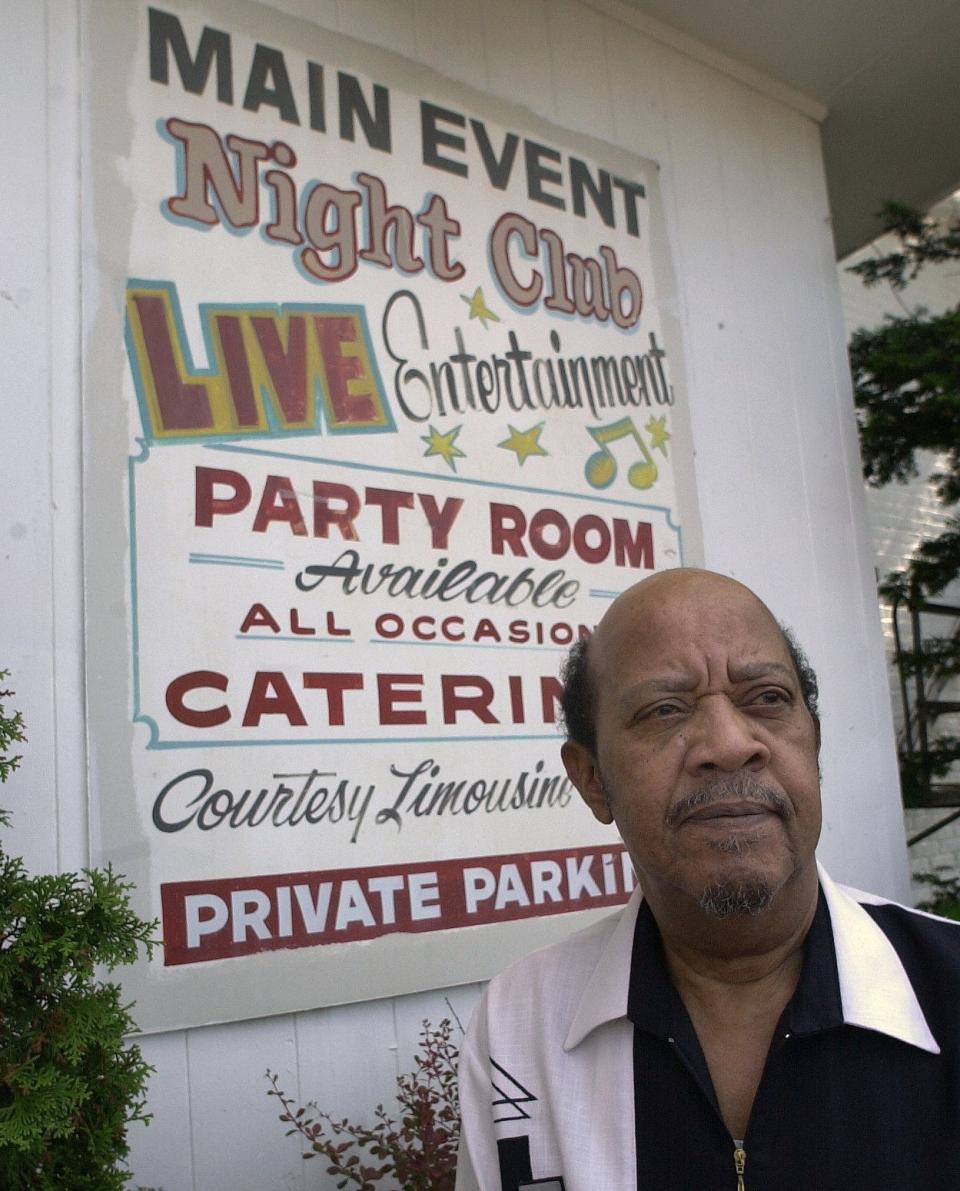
[267,1018,461,1190]
[849,203,960,599]
[0,679,158,1189]
[848,203,960,802]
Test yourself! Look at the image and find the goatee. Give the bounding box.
[698,879,773,918]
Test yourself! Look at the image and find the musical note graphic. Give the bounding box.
[584,416,659,490]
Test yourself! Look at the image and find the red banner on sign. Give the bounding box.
[161,843,636,965]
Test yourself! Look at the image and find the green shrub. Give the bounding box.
[914,869,960,921]
[0,672,157,1189]
[268,1018,460,1190]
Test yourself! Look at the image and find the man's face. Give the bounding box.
[563,571,822,915]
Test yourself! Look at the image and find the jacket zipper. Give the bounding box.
[733,1142,746,1190]
[666,1037,752,1189]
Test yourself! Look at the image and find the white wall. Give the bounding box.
[1,1,910,1187]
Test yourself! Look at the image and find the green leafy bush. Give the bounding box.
[914,870,960,921]
[848,202,960,802]
[0,672,26,784]
[0,672,157,1189]
[268,1018,460,1190]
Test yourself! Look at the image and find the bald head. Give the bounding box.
[561,569,819,754]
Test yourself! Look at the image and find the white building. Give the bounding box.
[3,2,960,1187]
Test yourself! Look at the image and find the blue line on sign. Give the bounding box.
[146,733,562,750]
[589,589,622,599]
[189,556,285,570]
[189,552,285,565]
[235,634,354,643]
[129,449,146,727]
[367,639,567,652]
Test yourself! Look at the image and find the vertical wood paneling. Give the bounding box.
[709,81,821,591]
[0,2,60,876]
[126,1032,194,1191]
[265,0,339,28]
[334,0,417,61]
[293,997,399,1134]
[604,19,668,165]
[750,105,843,621]
[46,0,88,876]
[545,0,615,139]
[391,983,484,1071]
[187,1016,306,1191]
[412,0,489,93]
[657,56,762,560]
[479,0,553,115]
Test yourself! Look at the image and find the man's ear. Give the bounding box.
[561,740,613,825]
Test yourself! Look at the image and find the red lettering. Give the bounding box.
[573,513,611,564]
[215,314,258,425]
[302,672,364,725]
[251,314,309,424]
[242,672,306,727]
[378,674,426,725]
[313,314,377,424]
[195,466,252,527]
[529,508,570,561]
[419,493,464,550]
[252,475,307,534]
[133,294,213,431]
[366,487,414,545]
[327,612,352,638]
[613,518,654,569]
[290,609,315,636]
[312,480,361,539]
[489,502,526,557]
[239,603,281,633]
[442,675,497,724]
[508,675,525,723]
[540,675,563,724]
[166,670,230,728]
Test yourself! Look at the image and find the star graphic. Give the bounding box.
[498,422,548,465]
[421,423,466,472]
[461,286,500,329]
[645,415,671,456]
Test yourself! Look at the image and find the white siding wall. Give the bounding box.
[2,1,911,1187]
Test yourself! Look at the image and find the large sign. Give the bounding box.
[84,0,701,1030]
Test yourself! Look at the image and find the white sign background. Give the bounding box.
[84,0,702,1031]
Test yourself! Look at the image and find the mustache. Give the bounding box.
[665,773,791,827]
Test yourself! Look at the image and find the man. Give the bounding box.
[455,568,960,1190]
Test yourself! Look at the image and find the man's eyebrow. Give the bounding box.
[727,660,796,683]
[617,662,796,706]
[617,675,697,705]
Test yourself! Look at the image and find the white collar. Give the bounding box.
[564,863,939,1055]
[818,864,939,1054]
[564,884,642,1051]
